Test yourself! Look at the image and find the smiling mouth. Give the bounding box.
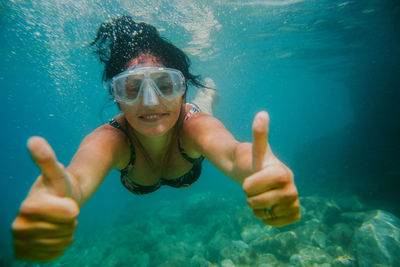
[139,113,169,121]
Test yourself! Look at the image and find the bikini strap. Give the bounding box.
[179,103,204,163]
[184,103,201,121]
[177,139,197,164]
[109,118,125,133]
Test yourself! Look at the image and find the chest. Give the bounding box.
[125,141,194,186]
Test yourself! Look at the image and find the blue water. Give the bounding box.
[1,0,399,266]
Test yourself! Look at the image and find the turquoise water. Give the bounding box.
[1,0,399,266]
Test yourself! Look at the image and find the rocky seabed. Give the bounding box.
[13,193,400,267]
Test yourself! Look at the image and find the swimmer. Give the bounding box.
[11,15,300,261]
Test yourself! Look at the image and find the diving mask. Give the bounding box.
[110,66,186,105]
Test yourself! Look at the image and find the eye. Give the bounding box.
[157,80,173,95]
[151,73,174,95]
[125,78,142,99]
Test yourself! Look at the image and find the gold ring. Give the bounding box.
[265,207,274,219]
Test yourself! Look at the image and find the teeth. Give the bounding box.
[145,114,159,119]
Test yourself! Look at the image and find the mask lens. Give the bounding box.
[150,72,175,97]
[125,74,144,100]
[111,67,185,103]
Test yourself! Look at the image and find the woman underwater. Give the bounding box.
[12,16,300,261]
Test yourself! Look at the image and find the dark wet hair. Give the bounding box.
[91,15,204,93]
[91,16,205,166]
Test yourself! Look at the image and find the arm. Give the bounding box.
[181,113,258,183]
[182,111,300,227]
[26,124,130,208]
[12,124,130,261]
[66,124,130,207]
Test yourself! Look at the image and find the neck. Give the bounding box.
[128,126,175,163]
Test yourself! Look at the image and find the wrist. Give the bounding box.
[232,142,253,184]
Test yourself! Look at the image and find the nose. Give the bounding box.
[141,80,160,106]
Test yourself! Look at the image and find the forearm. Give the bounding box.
[64,169,86,208]
[66,158,114,208]
[231,142,253,185]
[64,126,129,208]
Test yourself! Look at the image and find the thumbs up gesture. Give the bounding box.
[12,137,80,261]
[243,112,300,227]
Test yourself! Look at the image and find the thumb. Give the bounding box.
[252,111,270,172]
[27,136,72,197]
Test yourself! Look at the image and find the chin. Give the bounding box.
[128,110,181,138]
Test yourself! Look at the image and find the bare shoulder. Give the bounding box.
[183,103,225,131]
[183,104,216,134]
[181,106,232,155]
[79,114,131,170]
[88,115,128,143]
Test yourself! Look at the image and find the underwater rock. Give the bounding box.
[156,240,190,265]
[208,231,232,260]
[332,255,357,267]
[341,211,367,226]
[298,196,320,221]
[241,224,263,243]
[209,231,231,249]
[208,212,239,238]
[301,196,342,225]
[299,205,307,221]
[157,261,184,267]
[119,223,145,244]
[328,223,354,248]
[185,191,218,211]
[311,230,327,248]
[289,247,331,267]
[321,199,342,225]
[184,240,208,259]
[305,217,324,227]
[249,231,298,262]
[325,245,345,258]
[68,194,399,266]
[355,210,400,267]
[295,219,321,240]
[182,191,225,225]
[220,240,249,264]
[135,253,150,267]
[299,196,320,210]
[248,225,280,253]
[235,207,260,229]
[103,247,150,267]
[190,255,213,267]
[220,259,236,267]
[274,231,299,259]
[157,203,182,222]
[256,253,279,266]
[249,234,279,254]
[336,196,366,212]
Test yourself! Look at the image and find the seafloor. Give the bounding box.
[9,192,400,267]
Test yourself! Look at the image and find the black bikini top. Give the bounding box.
[109,105,204,195]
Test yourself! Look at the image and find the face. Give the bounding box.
[117,54,185,137]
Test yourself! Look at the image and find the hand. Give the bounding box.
[243,111,300,227]
[12,137,79,261]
